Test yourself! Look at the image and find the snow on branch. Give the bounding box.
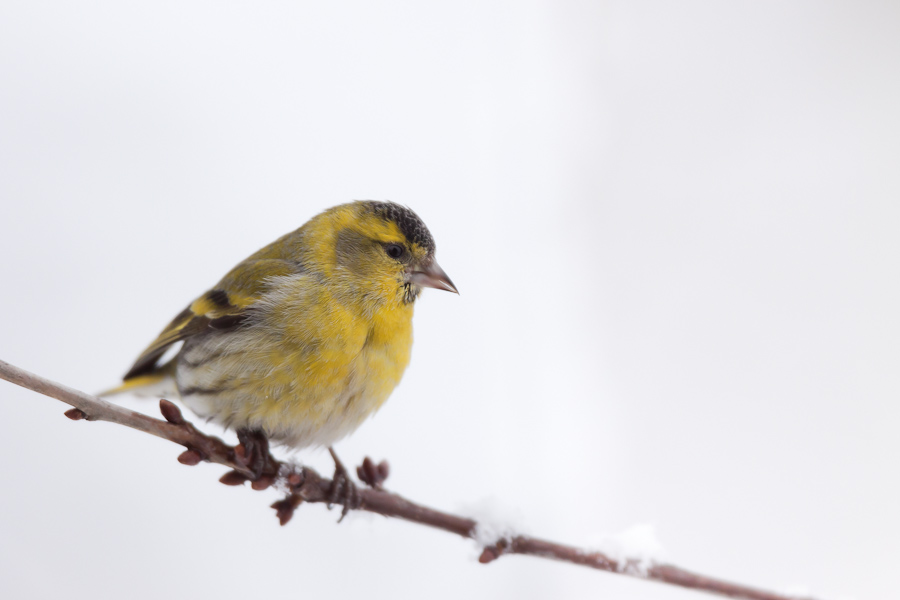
[0,358,816,600]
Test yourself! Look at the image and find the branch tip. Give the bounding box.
[64,408,86,421]
[158,399,185,425]
[271,495,303,526]
[219,470,249,486]
[478,546,503,564]
[357,456,390,488]
[251,475,275,491]
[177,449,203,466]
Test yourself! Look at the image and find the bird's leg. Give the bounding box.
[328,446,360,521]
[235,427,270,480]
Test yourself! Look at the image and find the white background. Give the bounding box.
[1,2,898,599]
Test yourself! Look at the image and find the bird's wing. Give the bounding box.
[122,258,300,380]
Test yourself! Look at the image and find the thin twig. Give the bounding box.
[0,359,815,600]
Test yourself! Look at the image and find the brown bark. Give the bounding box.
[0,359,815,600]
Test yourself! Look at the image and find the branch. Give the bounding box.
[1,359,815,600]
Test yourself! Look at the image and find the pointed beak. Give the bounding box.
[407,259,459,294]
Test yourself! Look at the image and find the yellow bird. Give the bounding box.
[107,201,457,480]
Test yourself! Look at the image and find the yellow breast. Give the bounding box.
[176,273,415,448]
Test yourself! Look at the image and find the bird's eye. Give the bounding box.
[384,243,406,260]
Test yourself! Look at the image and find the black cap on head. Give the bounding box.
[366,201,436,254]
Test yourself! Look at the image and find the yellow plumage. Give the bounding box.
[108,201,456,456]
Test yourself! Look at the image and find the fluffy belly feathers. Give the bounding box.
[175,281,414,448]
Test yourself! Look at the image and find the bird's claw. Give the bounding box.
[235,428,271,481]
[328,447,361,521]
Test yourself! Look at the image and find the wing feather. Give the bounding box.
[122,258,299,381]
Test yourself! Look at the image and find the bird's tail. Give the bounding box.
[97,360,178,399]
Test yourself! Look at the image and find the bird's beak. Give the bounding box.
[407,259,458,294]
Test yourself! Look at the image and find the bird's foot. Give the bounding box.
[328,447,360,521]
[235,428,271,482]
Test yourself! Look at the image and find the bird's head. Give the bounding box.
[301,201,457,306]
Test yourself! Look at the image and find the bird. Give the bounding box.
[104,200,457,490]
